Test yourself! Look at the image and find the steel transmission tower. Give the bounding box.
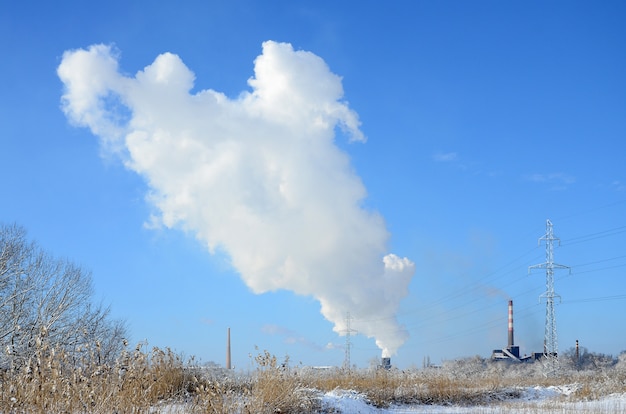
[529,219,570,376]
[341,312,357,372]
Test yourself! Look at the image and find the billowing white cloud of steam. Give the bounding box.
[57,41,415,356]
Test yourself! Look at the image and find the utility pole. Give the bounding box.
[529,219,570,376]
[341,312,357,372]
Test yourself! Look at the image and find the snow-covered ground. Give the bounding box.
[156,385,625,413]
[320,386,626,413]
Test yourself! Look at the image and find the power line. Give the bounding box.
[553,198,626,223]
[570,253,626,268]
[350,219,624,355]
[395,304,541,350]
[371,247,543,323]
[356,225,624,327]
[562,294,626,304]
[561,225,626,246]
[571,263,626,276]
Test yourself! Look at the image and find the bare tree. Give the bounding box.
[0,223,127,369]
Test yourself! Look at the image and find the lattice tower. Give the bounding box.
[341,312,357,372]
[529,219,570,376]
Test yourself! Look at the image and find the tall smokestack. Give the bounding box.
[508,300,514,349]
[226,327,231,370]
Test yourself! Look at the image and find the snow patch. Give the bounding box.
[321,389,379,413]
[319,387,626,414]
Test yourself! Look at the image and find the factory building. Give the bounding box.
[491,300,539,362]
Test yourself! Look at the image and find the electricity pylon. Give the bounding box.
[529,219,570,376]
[341,312,357,372]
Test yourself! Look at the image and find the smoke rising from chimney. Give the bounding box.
[57,41,415,357]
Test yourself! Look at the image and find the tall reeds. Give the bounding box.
[1,339,624,413]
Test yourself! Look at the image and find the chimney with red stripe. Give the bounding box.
[508,299,514,349]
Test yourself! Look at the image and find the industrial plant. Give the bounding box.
[491,300,543,362]
[225,220,574,372]
[492,219,570,366]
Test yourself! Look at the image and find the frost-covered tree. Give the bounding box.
[442,355,488,379]
[615,351,626,372]
[0,223,127,368]
[561,345,617,372]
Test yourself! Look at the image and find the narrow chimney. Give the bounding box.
[508,300,514,349]
[226,327,231,370]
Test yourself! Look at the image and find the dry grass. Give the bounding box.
[0,337,194,413]
[302,367,518,408]
[1,341,624,413]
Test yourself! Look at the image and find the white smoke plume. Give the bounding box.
[57,41,415,357]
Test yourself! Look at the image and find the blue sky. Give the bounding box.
[1,1,625,369]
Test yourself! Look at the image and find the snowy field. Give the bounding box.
[320,387,626,413]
